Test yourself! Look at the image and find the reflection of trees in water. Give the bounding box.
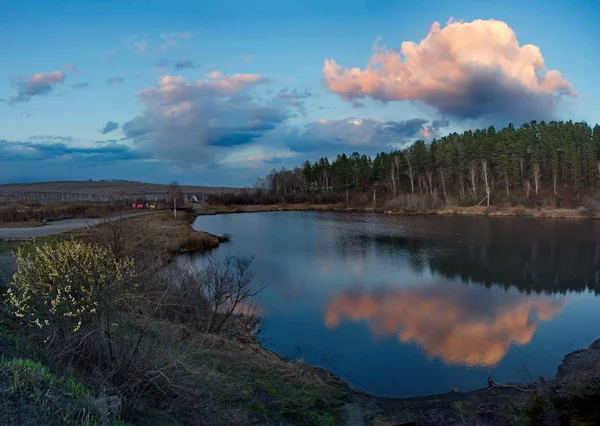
[325,281,566,367]
[332,219,600,295]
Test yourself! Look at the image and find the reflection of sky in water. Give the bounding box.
[325,282,565,367]
[189,211,600,397]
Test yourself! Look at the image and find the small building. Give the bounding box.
[190,195,199,202]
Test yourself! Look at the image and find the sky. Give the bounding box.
[1,0,599,186]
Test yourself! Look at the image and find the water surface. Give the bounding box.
[189,211,600,397]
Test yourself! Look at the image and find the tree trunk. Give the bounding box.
[480,159,490,207]
[426,170,434,196]
[459,174,466,200]
[533,163,541,195]
[439,169,448,200]
[390,162,397,196]
[468,163,478,200]
[403,151,415,194]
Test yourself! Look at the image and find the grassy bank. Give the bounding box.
[0,212,350,425]
[1,211,599,425]
[196,202,600,220]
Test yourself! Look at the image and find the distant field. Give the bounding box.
[0,181,241,204]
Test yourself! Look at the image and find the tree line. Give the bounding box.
[256,121,600,207]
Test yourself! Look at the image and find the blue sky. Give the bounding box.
[1,0,598,186]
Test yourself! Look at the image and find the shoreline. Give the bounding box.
[193,207,600,424]
[2,211,599,424]
[193,202,600,221]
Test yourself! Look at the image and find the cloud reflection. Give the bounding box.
[325,281,565,367]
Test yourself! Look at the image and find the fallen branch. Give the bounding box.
[487,376,530,392]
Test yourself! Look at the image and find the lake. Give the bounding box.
[187,211,600,398]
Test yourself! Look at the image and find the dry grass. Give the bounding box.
[198,203,376,215]
[128,319,349,425]
[0,202,117,224]
[71,211,222,263]
[0,222,45,228]
[436,205,600,220]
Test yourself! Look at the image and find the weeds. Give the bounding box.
[0,358,124,425]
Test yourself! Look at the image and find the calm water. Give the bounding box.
[188,211,600,398]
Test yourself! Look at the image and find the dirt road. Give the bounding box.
[0,212,151,241]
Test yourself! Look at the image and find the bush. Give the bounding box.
[7,240,137,338]
[5,238,265,421]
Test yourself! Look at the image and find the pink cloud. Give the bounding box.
[322,19,575,121]
[62,64,79,73]
[138,72,266,104]
[9,71,66,104]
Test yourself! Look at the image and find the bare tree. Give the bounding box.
[439,168,449,200]
[200,254,263,333]
[170,181,183,218]
[425,170,434,196]
[532,163,541,195]
[468,162,478,200]
[480,159,491,206]
[524,179,532,199]
[393,155,401,195]
[458,173,466,200]
[519,157,525,186]
[389,161,397,196]
[403,151,415,194]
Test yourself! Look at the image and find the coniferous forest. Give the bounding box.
[246,121,600,210]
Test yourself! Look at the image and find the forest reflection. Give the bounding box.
[325,281,566,367]
[326,217,600,295]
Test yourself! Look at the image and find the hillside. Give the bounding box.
[0,181,240,204]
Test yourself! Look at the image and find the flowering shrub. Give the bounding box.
[7,240,136,335]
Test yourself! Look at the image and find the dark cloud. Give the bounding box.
[28,135,74,143]
[155,58,170,67]
[121,73,284,165]
[0,139,247,186]
[155,58,198,70]
[285,117,432,153]
[106,76,125,85]
[8,71,66,104]
[173,59,196,70]
[100,121,120,134]
[0,139,142,163]
[276,88,314,101]
[72,82,89,89]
